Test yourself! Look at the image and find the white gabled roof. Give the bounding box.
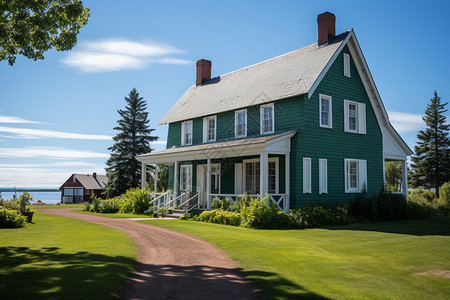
[159,32,350,125]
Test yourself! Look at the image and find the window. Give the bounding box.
[235,109,247,138]
[260,103,274,134]
[268,161,277,194]
[303,157,311,194]
[203,116,216,142]
[344,159,367,193]
[181,120,193,145]
[180,165,192,191]
[319,94,332,128]
[344,53,350,77]
[344,100,366,134]
[319,159,327,194]
[243,158,278,195]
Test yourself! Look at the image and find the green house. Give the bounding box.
[136,12,412,212]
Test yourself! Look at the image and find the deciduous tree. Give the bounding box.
[0,0,90,65]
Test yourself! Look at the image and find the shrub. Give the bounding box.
[240,196,294,229]
[0,208,26,228]
[348,192,407,221]
[211,198,233,211]
[409,189,435,203]
[439,182,450,206]
[83,204,91,212]
[406,201,433,219]
[101,198,121,213]
[18,192,32,213]
[196,210,240,226]
[0,198,19,210]
[91,195,102,213]
[290,205,351,228]
[119,188,152,214]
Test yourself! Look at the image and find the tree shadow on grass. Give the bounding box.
[323,216,450,236]
[122,263,330,300]
[0,246,136,300]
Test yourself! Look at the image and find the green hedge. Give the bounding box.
[0,208,26,228]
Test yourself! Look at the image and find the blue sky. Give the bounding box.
[0,0,449,188]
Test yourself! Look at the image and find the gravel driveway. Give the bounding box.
[39,209,260,300]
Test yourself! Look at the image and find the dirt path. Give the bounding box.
[39,209,260,300]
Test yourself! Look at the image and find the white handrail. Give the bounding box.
[179,192,199,208]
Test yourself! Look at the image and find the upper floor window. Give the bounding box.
[319,94,332,128]
[235,109,247,138]
[344,100,366,134]
[344,53,350,77]
[181,120,193,145]
[260,103,274,134]
[203,116,216,142]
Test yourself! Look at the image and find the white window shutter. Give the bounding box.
[358,103,366,134]
[234,163,243,194]
[181,123,186,145]
[319,159,327,194]
[344,53,350,77]
[303,157,311,194]
[202,118,208,143]
[344,100,349,132]
[358,160,367,192]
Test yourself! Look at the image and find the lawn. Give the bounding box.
[142,217,450,299]
[0,212,137,299]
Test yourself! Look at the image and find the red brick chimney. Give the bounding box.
[317,12,336,46]
[196,59,212,85]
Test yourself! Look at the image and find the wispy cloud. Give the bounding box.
[62,39,191,72]
[0,147,109,159]
[0,126,111,140]
[0,115,44,124]
[388,111,424,133]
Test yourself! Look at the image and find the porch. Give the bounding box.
[136,131,296,212]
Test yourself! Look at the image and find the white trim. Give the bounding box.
[343,53,350,77]
[319,158,327,194]
[203,115,217,143]
[260,103,275,134]
[319,94,332,129]
[243,157,279,195]
[344,158,367,193]
[234,163,243,194]
[303,157,311,194]
[344,100,366,134]
[181,120,193,145]
[235,109,247,138]
[180,164,192,192]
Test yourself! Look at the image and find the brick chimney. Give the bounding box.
[93,172,97,179]
[196,59,212,85]
[317,12,336,46]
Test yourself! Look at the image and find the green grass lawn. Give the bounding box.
[0,212,137,299]
[142,217,450,300]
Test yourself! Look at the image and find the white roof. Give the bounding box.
[159,33,348,124]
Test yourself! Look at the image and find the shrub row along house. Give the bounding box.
[136,12,412,211]
[59,173,108,203]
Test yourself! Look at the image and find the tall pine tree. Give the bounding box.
[409,91,450,198]
[105,88,158,197]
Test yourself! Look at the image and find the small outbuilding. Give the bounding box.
[59,173,108,203]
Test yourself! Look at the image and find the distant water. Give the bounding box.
[1,191,61,205]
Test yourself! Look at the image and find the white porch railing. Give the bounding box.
[208,193,289,212]
[151,191,171,213]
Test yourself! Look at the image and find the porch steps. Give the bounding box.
[162,209,186,219]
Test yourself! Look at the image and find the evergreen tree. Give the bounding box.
[105,88,158,197]
[148,164,169,192]
[409,91,450,198]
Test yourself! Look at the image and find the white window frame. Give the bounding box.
[243,157,279,195]
[260,103,275,134]
[319,94,332,129]
[181,120,193,145]
[344,159,367,193]
[344,100,366,134]
[344,53,351,77]
[235,109,247,138]
[319,159,328,194]
[203,116,216,143]
[180,164,192,192]
[303,157,311,194]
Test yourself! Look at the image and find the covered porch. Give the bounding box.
[136,131,296,212]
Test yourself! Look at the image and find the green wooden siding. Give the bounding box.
[164,45,384,208]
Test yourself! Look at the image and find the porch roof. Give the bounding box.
[136,131,296,164]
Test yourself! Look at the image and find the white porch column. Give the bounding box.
[141,163,147,189]
[207,158,211,210]
[174,161,179,197]
[285,153,290,211]
[402,159,408,202]
[260,152,268,196]
[154,165,158,193]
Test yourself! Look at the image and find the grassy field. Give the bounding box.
[142,217,450,299]
[0,212,137,299]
